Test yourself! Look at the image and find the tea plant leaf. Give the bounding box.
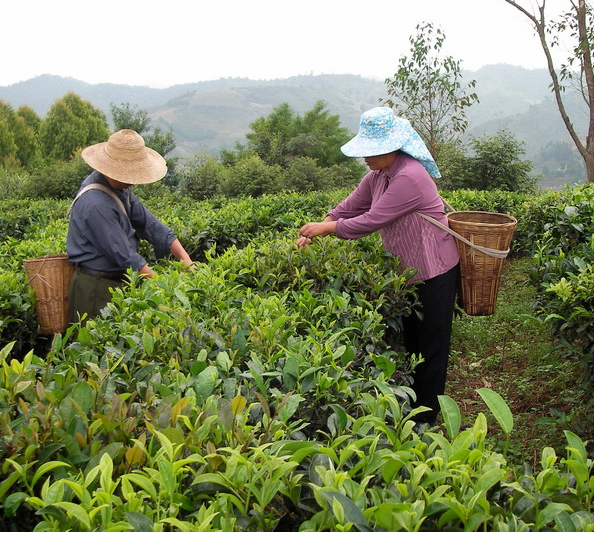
[476,388,514,435]
[320,490,367,528]
[87,441,123,468]
[71,381,93,413]
[563,430,587,462]
[231,395,247,416]
[475,468,506,494]
[99,453,115,493]
[53,502,91,531]
[309,454,333,486]
[157,457,176,497]
[563,459,588,487]
[4,491,28,517]
[142,330,154,356]
[122,473,158,499]
[536,502,574,530]
[31,461,70,490]
[276,394,303,423]
[155,430,175,462]
[125,442,145,466]
[329,404,348,433]
[438,395,460,438]
[216,351,232,373]
[171,397,190,424]
[14,380,33,394]
[127,511,154,532]
[425,432,453,457]
[160,517,199,531]
[194,366,219,402]
[255,392,271,420]
[451,430,473,457]
[0,341,16,363]
[554,510,579,532]
[174,288,190,307]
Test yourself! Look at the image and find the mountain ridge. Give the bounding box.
[0,66,586,170]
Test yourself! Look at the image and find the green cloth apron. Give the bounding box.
[68,270,122,324]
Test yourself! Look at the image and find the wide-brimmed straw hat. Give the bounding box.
[81,129,167,185]
[341,107,441,179]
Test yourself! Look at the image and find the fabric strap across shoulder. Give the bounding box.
[68,183,128,216]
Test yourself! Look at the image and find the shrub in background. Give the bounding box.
[439,130,538,193]
[0,168,28,199]
[177,153,225,200]
[23,154,92,200]
[219,154,282,198]
[279,156,326,192]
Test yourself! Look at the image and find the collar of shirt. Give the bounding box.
[90,171,131,212]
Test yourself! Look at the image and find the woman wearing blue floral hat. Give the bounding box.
[297,107,459,426]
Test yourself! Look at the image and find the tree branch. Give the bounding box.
[503,0,587,158]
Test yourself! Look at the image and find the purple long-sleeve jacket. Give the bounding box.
[328,152,459,282]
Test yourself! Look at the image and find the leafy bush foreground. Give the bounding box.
[0,186,593,531]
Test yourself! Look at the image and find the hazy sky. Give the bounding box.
[2,0,570,88]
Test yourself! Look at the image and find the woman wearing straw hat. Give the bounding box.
[297,107,459,427]
[67,129,194,324]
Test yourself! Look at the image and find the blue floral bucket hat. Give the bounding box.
[341,107,441,179]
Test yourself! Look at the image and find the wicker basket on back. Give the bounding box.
[447,211,517,316]
[23,254,75,334]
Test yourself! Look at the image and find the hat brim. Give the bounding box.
[81,143,167,185]
[340,134,400,158]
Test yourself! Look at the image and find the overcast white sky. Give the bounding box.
[2,0,571,88]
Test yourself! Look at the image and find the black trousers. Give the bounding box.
[402,264,459,422]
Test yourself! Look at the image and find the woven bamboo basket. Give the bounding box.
[447,211,517,316]
[22,254,75,334]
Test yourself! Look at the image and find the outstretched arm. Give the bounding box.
[169,238,194,269]
[139,238,194,279]
[296,217,337,248]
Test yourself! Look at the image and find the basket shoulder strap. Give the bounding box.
[441,197,456,213]
[68,184,128,216]
[416,211,510,259]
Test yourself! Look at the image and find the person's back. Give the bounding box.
[66,129,193,324]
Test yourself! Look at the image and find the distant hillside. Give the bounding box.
[464,64,554,124]
[0,74,270,116]
[150,75,387,156]
[0,66,588,183]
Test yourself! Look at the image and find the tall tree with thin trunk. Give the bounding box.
[382,22,479,161]
[503,0,594,183]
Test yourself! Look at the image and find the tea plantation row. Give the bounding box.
[0,186,593,531]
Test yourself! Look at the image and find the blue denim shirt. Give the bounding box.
[66,171,176,272]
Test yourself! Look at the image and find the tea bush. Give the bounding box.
[1,187,594,531]
[529,184,594,371]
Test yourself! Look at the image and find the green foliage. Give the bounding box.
[219,154,282,198]
[110,102,152,134]
[15,105,41,133]
[439,130,538,193]
[1,187,594,531]
[0,117,17,166]
[0,198,69,240]
[144,127,176,159]
[23,154,92,200]
[177,153,224,200]
[38,92,109,161]
[382,21,479,158]
[0,168,28,199]
[238,100,361,174]
[0,100,40,169]
[529,184,594,369]
[279,156,329,192]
